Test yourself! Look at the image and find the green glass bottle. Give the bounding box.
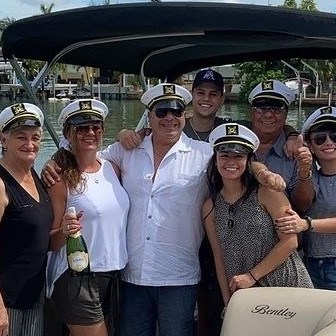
[66,207,90,274]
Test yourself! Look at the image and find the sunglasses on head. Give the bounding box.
[73,124,103,134]
[154,108,184,118]
[310,131,336,146]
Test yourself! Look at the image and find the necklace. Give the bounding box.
[153,148,165,158]
[189,118,214,142]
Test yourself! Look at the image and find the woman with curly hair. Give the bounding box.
[46,99,129,336]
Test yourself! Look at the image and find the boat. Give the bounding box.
[284,77,312,94]
[2,4,336,334]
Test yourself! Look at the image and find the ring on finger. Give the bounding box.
[67,224,70,231]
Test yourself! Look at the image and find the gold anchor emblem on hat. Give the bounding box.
[11,103,26,115]
[320,106,332,114]
[226,125,238,135]
[79,101,92,110]
[262,81,274,91]
[163,85,176,95]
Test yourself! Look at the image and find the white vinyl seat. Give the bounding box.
[221,287,336,336]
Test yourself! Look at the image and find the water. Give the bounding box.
[0,98,317,174]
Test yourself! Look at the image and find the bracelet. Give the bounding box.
[249,271,258,282]
[286,131,300,140]
[298,170,312,181]
[256,168,268,180]
[303,215,313,231]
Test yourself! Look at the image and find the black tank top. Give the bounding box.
[0,165,53,308]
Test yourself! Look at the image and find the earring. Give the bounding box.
[2,147,7,152]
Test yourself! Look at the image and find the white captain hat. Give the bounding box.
[58,99,109,127]
[248,79,296,107]
[209,123,260,154]
[141,83,192,110]
[301,106,336,138]
[0,103,44,133]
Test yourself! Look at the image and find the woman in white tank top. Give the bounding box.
[46,99,129,336]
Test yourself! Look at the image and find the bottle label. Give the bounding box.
[68,251,89,272]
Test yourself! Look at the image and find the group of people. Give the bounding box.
[0,68,335,336]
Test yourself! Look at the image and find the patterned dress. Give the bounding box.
[215,188,313,288]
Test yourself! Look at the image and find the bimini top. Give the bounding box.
[2,2,336,80]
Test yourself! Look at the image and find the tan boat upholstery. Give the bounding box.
[221,287,336,336]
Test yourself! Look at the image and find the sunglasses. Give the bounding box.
[252,106,287,115]
[154,108,184,118]
[74,124,103,135]
[310,131,336,146]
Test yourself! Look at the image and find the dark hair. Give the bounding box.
[206,151,259,204]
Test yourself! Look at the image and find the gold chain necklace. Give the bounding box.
[153,148,165,158]
[189,117,214,142]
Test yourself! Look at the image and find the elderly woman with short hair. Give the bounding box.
[0,103,53,336]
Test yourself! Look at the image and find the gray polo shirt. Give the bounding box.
[304,169,336,258]
[254,131,298,196]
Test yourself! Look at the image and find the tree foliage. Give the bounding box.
[299,0,317,11]
[40,3,55,14]
[283,0,297,8]
[236,62,286,101]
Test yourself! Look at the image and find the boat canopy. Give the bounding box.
[2,2,336,145]
[2,2,336,81]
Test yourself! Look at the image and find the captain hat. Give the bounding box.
[248,79,296,107]
[0,103,44,133]
[141,83,192,111]
[301,106,336,139]
[58,99,109,127]
[209,123,259,154]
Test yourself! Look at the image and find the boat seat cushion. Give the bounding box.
[221,287,336,336]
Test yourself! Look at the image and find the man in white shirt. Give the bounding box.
[100,83,211,336]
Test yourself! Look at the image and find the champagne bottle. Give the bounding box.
[66,207,90,274]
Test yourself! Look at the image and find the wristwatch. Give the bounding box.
[303,215,313,231]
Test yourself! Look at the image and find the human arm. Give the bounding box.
[47,179,82,251]
[229,187,298,293]
[116,128,151,150]
[276,209,336,234]
[41,159,62,187]
[202,198,231,305]
[290,135,315,211]
[283,124,300,159]
[0,179,9,335]
[0,293,8,336]
[250,161,286,192]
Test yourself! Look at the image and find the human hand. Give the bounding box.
[229,273,256,293]
[275,208,308,233]
[256,169,286,192]
[117,128,150,150]
[41,160,62,187]
[62,211,83,236]
[294,135,313,178]
[284,133,299,159]
[0,296,8,336]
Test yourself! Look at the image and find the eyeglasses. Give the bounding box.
[74,124,103,135]
[252,106,287,115]
[310,131,336,146]
[154,109,184,118]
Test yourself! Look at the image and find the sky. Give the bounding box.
[0,0,335,20]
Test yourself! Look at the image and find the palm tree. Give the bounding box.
[40,3,55,14]
[0,17,16,39]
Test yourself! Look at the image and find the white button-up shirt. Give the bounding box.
[100,133,212,286]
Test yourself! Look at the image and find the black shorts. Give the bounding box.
[52,270,119,326]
